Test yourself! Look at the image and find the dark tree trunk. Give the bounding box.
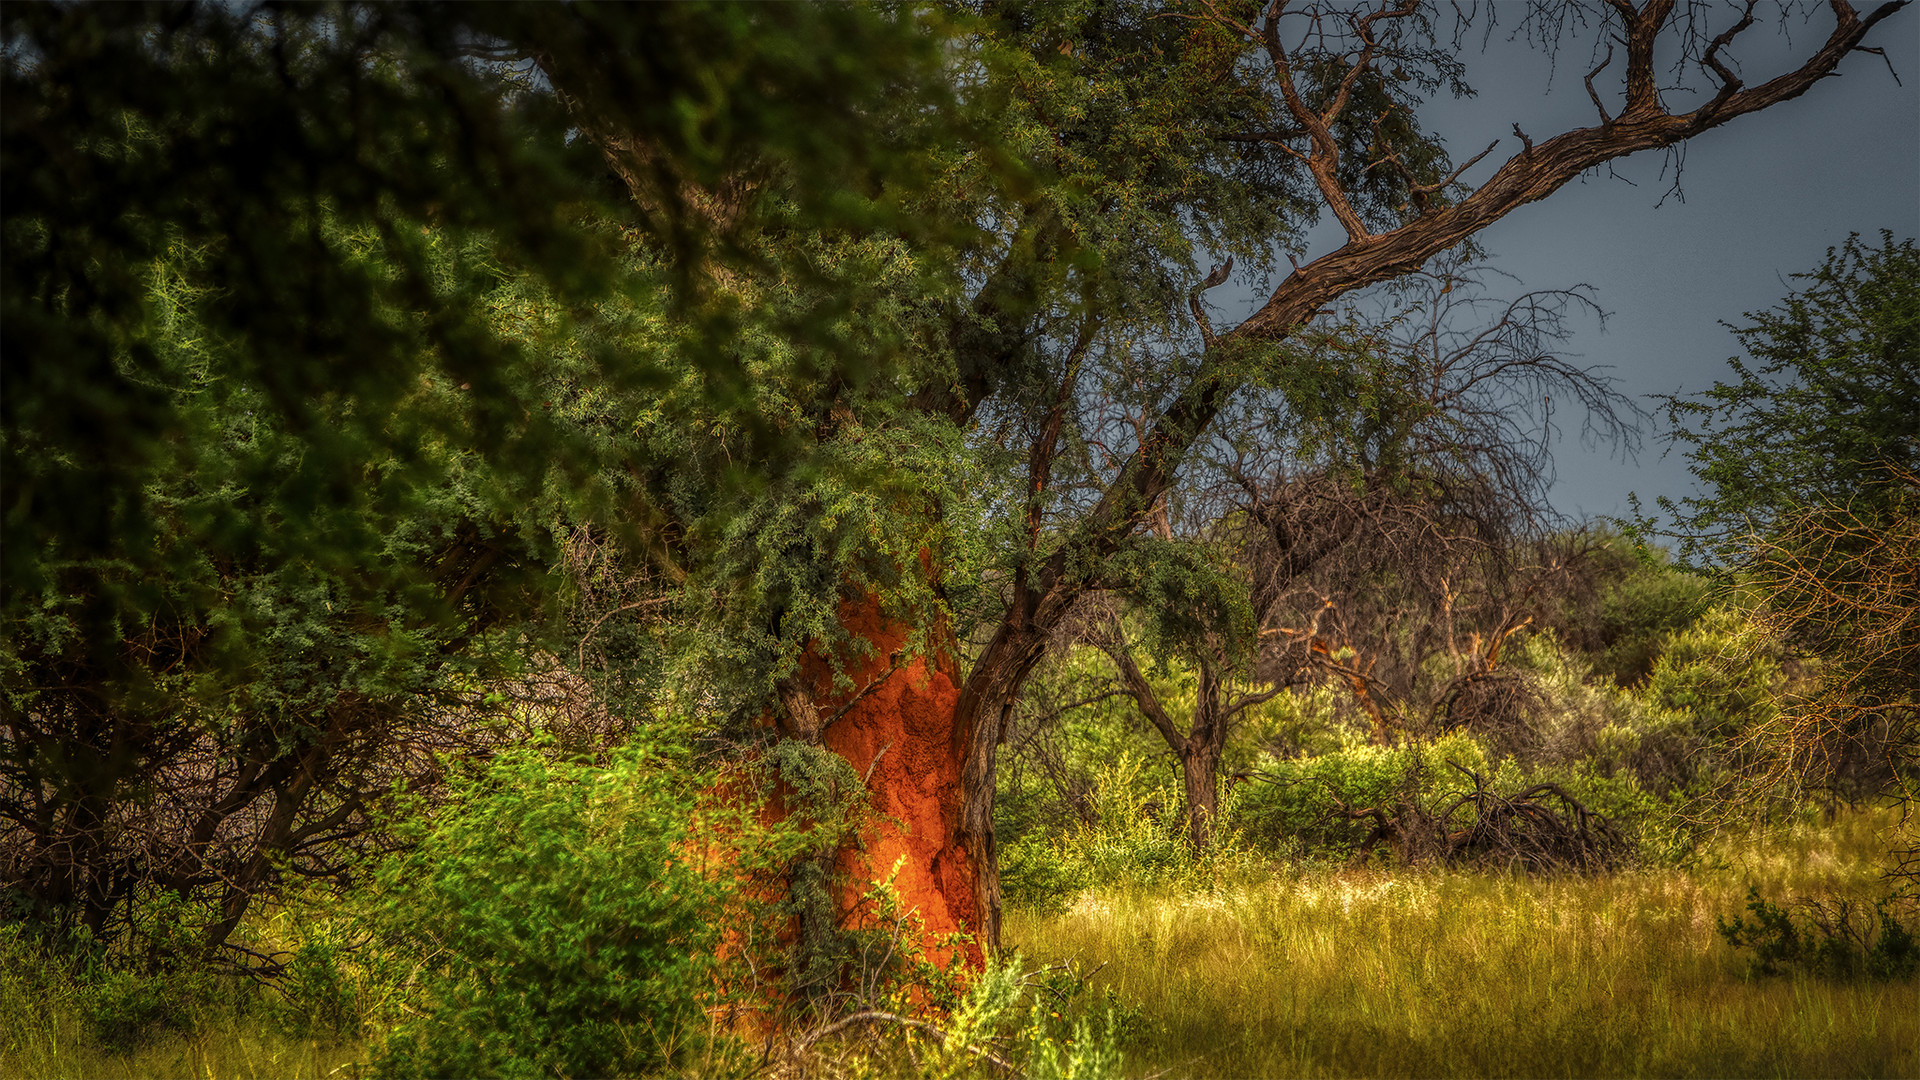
[1179,741,1222,851]
[1181,666,1231,851]
[952,621,1050,954]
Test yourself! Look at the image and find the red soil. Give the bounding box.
[798,594,983,970]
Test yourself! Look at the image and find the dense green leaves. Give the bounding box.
[0,0,979,953]
[1662,233,1920,561]
[368,740,730,1078]
[1660,232,1918,867]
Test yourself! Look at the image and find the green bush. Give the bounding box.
[1001,834,1097,914]
[1645,605,1783,741]
[1231,733,1499,856]
[367,736,736,1079]
[76,891,235,1049]
[1593,556,1713,686]
[924,956,1127,1080]
[267,926,363,1037]
[1718,886,1920,980]
[1002,754,1270,908]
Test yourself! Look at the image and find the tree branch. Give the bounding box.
[1098,620,1191,753]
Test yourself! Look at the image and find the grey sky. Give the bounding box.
[1220,5,1919,526]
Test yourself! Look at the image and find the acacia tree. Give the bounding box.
[1088,260,1634,849]
[945,0,1908,948]
[535,0,1910,953]
[1662,233,1919,875]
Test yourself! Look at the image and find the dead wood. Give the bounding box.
[1329,759,1628,873]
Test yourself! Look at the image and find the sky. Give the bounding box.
[1216,4,1920,527]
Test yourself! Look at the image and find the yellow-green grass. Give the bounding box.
[1007,808,1919,1078]
[0,999,363,1080]
[0,914,368,1080]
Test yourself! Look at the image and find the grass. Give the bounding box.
[4,809,1914,1079]
[0,1015,363,1080]
[0,960,363,1080]
[1007,807,1920,1078]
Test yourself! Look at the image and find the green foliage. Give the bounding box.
[1507,632,1694,798]
[1,1,987,960]
[1231,732,1501,854]
[1002,838,1100,915]
[1019,993,1126,1080]
[1005,752,1267,910]
[1662,232,1919,562]
[1549,534,1715,686]
[1718,886,1920,980]
[1645,605,1784,740]
[1660,232,1919,855]
[1237,683,1354,762]
[759,739,948,1021]
[0,892,238,1052]
[0,222,570,952]
[366,737,734,1079]
[1108,539,1258,670]
[911,955,1127,1080]
[1596,564,1715,685]
[2,4,963,608]
[995,647,1171,848]
[267,926,365,1039]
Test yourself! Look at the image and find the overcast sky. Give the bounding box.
[1217,5,1920,527]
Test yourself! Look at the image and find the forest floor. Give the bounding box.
[4,808,1915,1079]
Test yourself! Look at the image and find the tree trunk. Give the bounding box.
[951,620,1050,955]
[1180,741,1221,852]
[1181,664,1231,852]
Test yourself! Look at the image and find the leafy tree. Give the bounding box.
[1662,233,1920,563]
[0,1,962,957]
[879,0,1911,948]
[1662,233,1919,874]
[1088,258,1636,850]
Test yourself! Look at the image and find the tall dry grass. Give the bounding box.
[1006,808,1919,1078]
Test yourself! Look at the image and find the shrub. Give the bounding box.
[1645,605,1784,741]
[792,955,1130,1080]
[1001,834,1095,914]
[1718,886,1920,980]
[1003,754,1268,909]
[367,735,735,1079]
[1231,733,1500,857]
[266,924,363,1037]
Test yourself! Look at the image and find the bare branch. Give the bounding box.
[1096,617,1191,753]
[1258,1,1380,242]
[1585,43,1616,124]
[1702,0,1761,108]
[1188,256,1235,348]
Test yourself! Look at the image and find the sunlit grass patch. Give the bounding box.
[1007,807,1920,1078]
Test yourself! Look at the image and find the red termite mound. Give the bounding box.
[782,594,984,971]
